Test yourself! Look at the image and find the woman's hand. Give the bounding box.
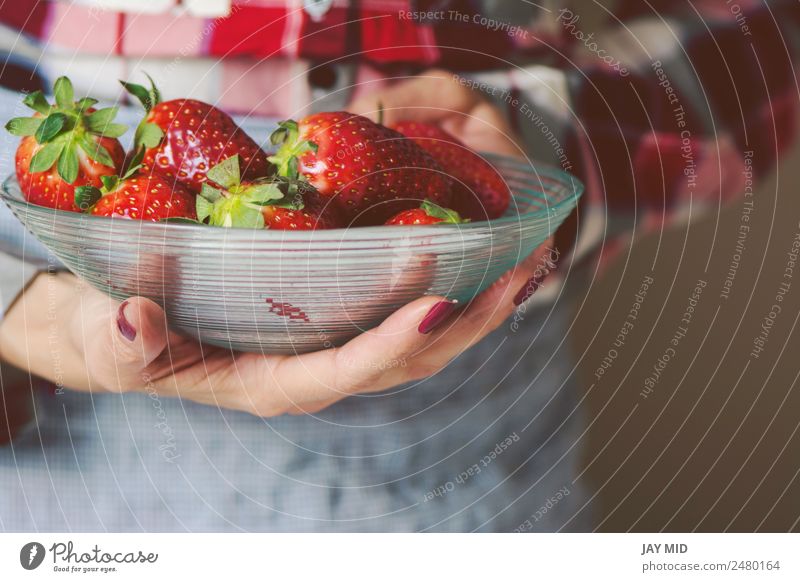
[349,69,523,158]
[0,71,557,418]
[0,253,554,417]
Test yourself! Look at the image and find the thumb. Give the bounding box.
[86,296,169,392]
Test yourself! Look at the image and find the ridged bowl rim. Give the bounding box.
[0,154,583,242]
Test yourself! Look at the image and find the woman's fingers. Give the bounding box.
[419,239,559,357]
[442,101,525,158]
[82,295,170,393]
[236,237,557,418]
[231,295,451,416]
[349,69,480,126]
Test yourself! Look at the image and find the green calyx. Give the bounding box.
[197,155,301,229]
[73,160,144,211]
[119,72,165,154]
[5,76,127,184]
[267,120,318,179]
[421,200,468,224]
[120,72,161,112]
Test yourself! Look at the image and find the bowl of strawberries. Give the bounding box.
[2,76,583,354]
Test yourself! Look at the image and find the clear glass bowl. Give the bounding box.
[1,155,583,354]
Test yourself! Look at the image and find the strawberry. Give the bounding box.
[261,193,341,231]
[121,75,270,193]
[196,155,342,230]
[268,112,452,224]
[80,167,196,222]
[385,200,467,226]
[391,121,510,221]
[5,76,126,212]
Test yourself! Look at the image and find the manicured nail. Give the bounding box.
[418,300,458,334]
[116,301,137,341]
[514,272,548,306]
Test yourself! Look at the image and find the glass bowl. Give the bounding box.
[1,155,583,354]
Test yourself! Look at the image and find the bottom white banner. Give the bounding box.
[0,533,797,580]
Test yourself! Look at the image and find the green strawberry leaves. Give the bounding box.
[86,107,117,127]
[75,97,98,114]
[5,76,129,184]
[71,158,148,210]
[206,155,241,190]
[198,193,265,229]
[57,140,79,184]
[120,74,165,152]
[86,107,126,138]
[71,158,148,211]
[78,133,115,168]
[120,81,154,110]
[74,185,102,210]
[199,183,224,203]
[242,183,286,205]
[268,119,318,180]
[29,141,64,173]
[229,202,265,229]
[53,76,74,109]
[100,174,121,192]
[135,122,163,149]
[198,155,291,229]
[201,180,292,227]
[421,200,467,224]
[120,73,161,112]
[33,112,68,143]
[5,116,43,136]
[22,91,51,115]
[195,195,215,223]
[269,120,298,146]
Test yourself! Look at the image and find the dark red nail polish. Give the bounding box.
[418,300,458,334]
[117,301,137,341]
[514,272,547,306]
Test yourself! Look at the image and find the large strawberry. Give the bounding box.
[196,155,342,230]
[268,112,452,224]
[121,75,270,193]
[5,76,126,212]
[391,121,510,221]
[80,166,196,222]
[385,200,467,226]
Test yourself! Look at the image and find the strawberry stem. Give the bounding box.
[267,120,317,180]
[421,200,467,224]
[120,74,165,154]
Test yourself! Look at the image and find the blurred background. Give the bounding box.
[572,137,800,532]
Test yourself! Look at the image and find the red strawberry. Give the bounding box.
[391,121,510,221]
[261,194,341,231]
[268,112,452,223]
[5,77,126,212]
[121,75,270,193]
[83,170,196,222]
[196,155,342,230]
[385,200,467,226]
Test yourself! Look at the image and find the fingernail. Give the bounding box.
[116,301,137,341]
[514,272,548,306]
[418,300,458,335]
